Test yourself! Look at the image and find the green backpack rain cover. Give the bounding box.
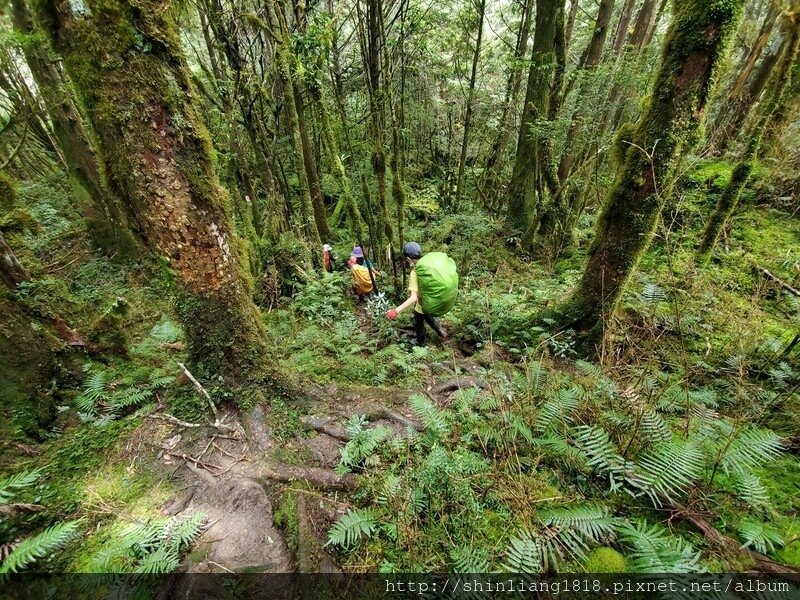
[415,252,458,317]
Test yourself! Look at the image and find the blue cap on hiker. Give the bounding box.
[352,246,364,258]
[403,242,422,259]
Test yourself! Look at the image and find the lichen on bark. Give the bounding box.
[36,0,270,382]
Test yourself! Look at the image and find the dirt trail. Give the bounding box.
[149,355,490,579]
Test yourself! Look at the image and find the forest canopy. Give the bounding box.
[0,0,799,589]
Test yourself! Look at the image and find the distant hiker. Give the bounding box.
[350,246,378,299]
[323,243,337,273]
[386,242,458,346]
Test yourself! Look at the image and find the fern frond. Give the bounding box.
[731,473,771,511]
[0,469,41,504]
[573,425,628,490]
[501,530,542,574]
[450,545,490,573]
[410,394,450,440]
[539,504,619,543]
[721,427,783,474]
[629,440,705,506]
[164,513,205,551]
[533,387,580,432]
[526,361,548,398]
[110,388,153,411]
[325,509,378,549]
[618,520,701,573]
[133,545,180,574]
[0,521,81,573]
[738,520,784,555]
[82,370,108,401]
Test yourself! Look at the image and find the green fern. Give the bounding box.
[133,545,180,574]
[738,520,784,554]
[450,545,490,573]
[325,508,378,548]
[539,504,619,544]
[501,530,542,573]
[731,472,771,510]
[0,469,41,504]
[409,394,450,440]
[721,427,783,474]
[336,416,390,474]
[628,440,705,506]
[110,388,153,411]
[0,521,81,573]
[533,387,580,432]
[573,425,628,490]
[618,521,701,573]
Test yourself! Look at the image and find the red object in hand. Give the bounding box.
[386,309,398,320]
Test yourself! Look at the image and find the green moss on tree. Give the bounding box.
[553,0,746,352]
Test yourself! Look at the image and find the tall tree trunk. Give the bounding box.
[481,0,533,208]
[564,0,580,54]
[268,0,323,256]
[294,87,331,241]
[553,0,745,352]
[557,0,616,184]
[612,0,639,57]
[629,0,662,53]
[11,0,140,258]
[455,0,486,204]
[38,0,271,381]
[506,0,564,233]
[699,7,800,259]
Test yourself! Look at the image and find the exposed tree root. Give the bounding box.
[431,376,488,395]
[249,462,357,491]
[671,504,799,574]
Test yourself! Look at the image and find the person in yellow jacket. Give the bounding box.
[349,246,378,300]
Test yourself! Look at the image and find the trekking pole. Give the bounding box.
[360,240,379,295]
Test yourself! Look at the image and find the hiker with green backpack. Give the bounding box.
[386,242,458,346]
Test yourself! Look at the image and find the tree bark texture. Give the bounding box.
[506,0,564,233]
[555,0,746,350]
[37,0,270,380]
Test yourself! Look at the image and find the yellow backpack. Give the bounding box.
[351,264,373,295]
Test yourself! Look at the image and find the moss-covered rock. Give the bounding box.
[88,297,129,356]
[584,547,628,573]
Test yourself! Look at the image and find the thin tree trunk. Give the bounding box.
[506,0,565,233]
[39,0,272,381]
[612,0,639,57]
[294,87,331,241]
[557,0,616,184]
[564,0,580,54]
[455,0,486,204]
[699,9,799,259]
[481,0,533,206]
[553,0,745,352]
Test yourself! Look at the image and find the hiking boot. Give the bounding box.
[409,337,426,348]
[432,318,449,340]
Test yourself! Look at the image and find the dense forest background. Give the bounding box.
[0,0,799,583]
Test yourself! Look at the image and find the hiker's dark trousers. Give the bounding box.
[413,312,445,345]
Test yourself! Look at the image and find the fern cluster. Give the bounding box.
[75,365,172,425]
[89,513,205,573]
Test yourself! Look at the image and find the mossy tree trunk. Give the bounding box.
[454,0,486,205]
[37,0,270,381]
[481,0,533,210]
[11,0,140,258]
[506,0,564,234]
[554,0,745,351]
[698,7,800,259]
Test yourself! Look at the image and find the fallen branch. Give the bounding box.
[670,504,799,574]
[756,266,800,297]
[431,377,488,395]
[146,413,203,428]
[250,462,357,491]
[165,451,224,476]
[0,503,44,516]
[177,361,220,423]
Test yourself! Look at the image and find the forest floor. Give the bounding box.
[1,159,799,580]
